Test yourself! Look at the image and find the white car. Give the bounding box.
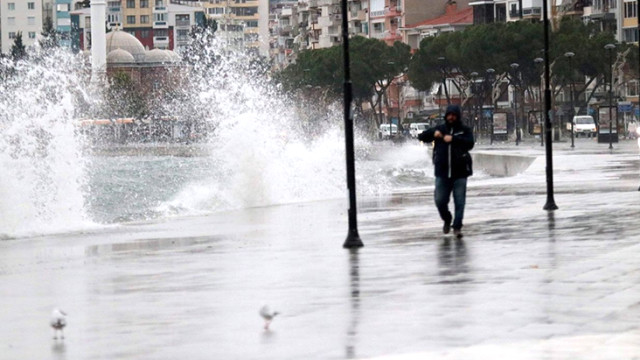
[378,124,398,139]
[567,115,597,137]
[409,123,429,138]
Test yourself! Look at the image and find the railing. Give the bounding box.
[370,10,385,17]
[522,7,541,16]
[176,19,190,27]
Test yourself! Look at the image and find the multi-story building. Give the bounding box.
[1,0,44,54]
[54,0,73,48]
[270,0,299,70]
[401,0,472,49]
[71,1,203,54]
[203,0,269,57]
[583,0,621,40]
[621,0,638,43]
[369,0,402,45]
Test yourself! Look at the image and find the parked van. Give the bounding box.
[567,115,597,137]
[409,123,430,138]
[378,124,398,139]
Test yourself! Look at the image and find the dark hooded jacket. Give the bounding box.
[418,105,474,179]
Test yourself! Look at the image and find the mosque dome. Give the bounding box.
[144,49,181,64]
[107,48,135,64]
[106,30,146,62]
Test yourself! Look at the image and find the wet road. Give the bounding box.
[2,138,640,359]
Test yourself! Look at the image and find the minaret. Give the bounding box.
[90,0,107,79]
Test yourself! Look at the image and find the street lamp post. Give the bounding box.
[470,72,479,136]
[340,0,362,248]
[438,57,451,105]
[487,68,495,144]
[542,0,558,210]
[534,57,544,146]
[565,51,575,148]
[605,43,616,150]
[510,63,520,145]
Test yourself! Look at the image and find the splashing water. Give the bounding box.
[0,50,92,237]
[0,38,434,236]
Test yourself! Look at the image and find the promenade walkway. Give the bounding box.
[1,137,640,360]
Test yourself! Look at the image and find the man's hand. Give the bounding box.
[443,135,453,143]
[434,130,443,138]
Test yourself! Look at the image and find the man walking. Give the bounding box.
[418,105,474,238]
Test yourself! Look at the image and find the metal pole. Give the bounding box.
[511,63,520,145]
[487,68,495,145]
[341,0,362,249]
[542,0,558,211]
[605,44,616,150]
[535,57,544,146]
[565,52,575,148]
[637,1,640,191]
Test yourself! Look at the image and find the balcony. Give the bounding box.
[153,21,169,28]
[370,9,385,18]
[371,31,385,39]
[318,15,336,28]
[176,19,191,27]
[153,36,169,46]
[509,9,521,18]
[282,7,293,16]
[317,0,335,6]
[153,6,168,13]
[522,7,541,17]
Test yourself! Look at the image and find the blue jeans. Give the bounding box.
[434,177,467,230]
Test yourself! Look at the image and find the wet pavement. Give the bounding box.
[2,137,640,359]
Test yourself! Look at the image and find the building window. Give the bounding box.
[127,15,136,24]
[208,7,224,14]
[140,0,149,7]
[246,20,258,27]
[141,15,150,24]
[141,30,150,38]
[623,27,639,42]
[155,29,168,36]
[28,17,35,25]
[154,13,167,22]
[7,3,15,10]
[155,0,164,7]
[177,29,189,40]
[57,3,70,12]
[628,80,639,97]
[29,32,36,39]
[8,17,15,25]
[28,2,35,10]
[9,32,17,39]
[127,0,136,8]
[624,1,637,18]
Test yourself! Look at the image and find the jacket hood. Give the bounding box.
[444,105,462,123]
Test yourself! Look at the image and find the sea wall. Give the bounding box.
[472,152,536,177]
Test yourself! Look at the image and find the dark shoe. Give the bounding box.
[443,222,451,234]
[453,229,463,239]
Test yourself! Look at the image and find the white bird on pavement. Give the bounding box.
[50,308,67,339]
[259,305,279,330]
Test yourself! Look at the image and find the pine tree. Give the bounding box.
[40,16,59,49]
[10,32,27,61]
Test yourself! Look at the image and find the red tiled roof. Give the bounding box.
[407,7,473,28]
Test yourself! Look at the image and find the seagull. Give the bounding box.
[50,308,67,339]
[259,305,279,330]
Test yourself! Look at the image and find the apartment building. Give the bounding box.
[401,0,472,49]
[203,0,269,57]
[270,0,298,69]
[621,0,638,43]
[1,0,44,54]
[71,0,204,53]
